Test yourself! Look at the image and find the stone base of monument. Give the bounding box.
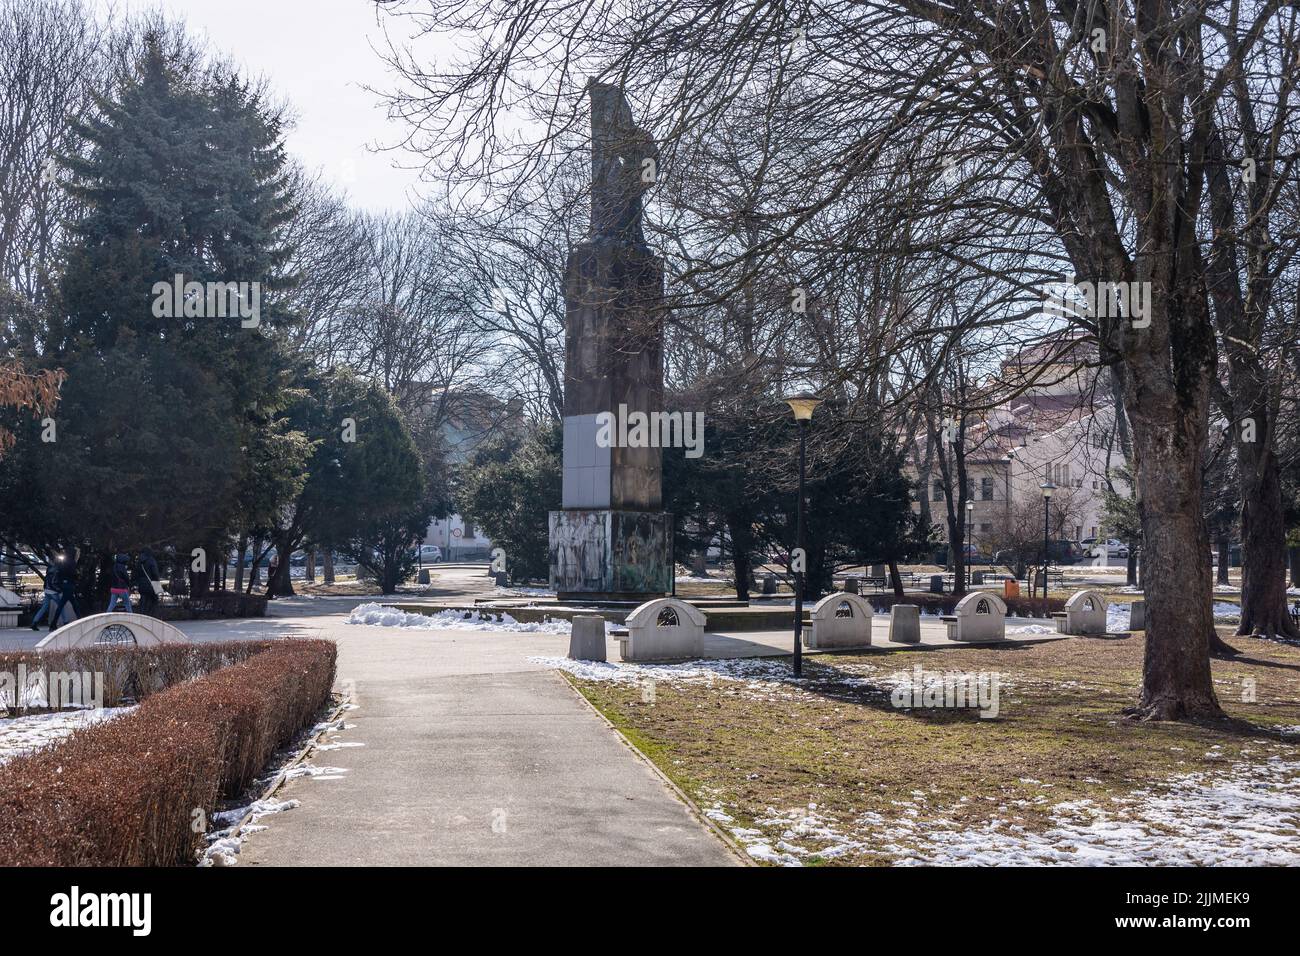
[567,614,607,662]
[889,604,921,643]
[548,508,672,604]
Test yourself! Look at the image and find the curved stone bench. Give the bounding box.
[1057,589,1108,635]
[618,598,706,662]
[946,591,1007,642]
[0,586,19,628]
[34,613,190,651]
[806,591,874,649]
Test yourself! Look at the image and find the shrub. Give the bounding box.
[0,639,336,866]
[0,641,282,711]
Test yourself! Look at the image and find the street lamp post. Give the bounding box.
[784,392,822,678]
[1039,480,1056,613]
[965,500,974,589]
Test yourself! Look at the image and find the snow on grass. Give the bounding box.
[348,602,601,634]
[1214,601,1243,623]
[885,758,1300,865]
[1106,603,1132,632]
[0,707,132,765]
[708,758,1300,866]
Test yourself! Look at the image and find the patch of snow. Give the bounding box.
[348,602,602,634]
[0,707,133,765]
[882,759,1300,865]
[200,798,301,867]
[1007,624,1056,635]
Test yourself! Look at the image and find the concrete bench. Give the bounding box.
[806,591,873,649]
[616,598,705,662]
[1057,589,1107,634]
[35,612,190,650]
[945,592,1007,642]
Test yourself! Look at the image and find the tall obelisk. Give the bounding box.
[548,81,672,602]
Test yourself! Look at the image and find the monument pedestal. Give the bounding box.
[547,81,671,606]
[549,509,672,602]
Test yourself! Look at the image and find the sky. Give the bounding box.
[110,0,432,213]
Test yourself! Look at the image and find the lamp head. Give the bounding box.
[1040,480,1056,499]
[783,392,823,422]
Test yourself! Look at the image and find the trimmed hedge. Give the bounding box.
[0,639,336,866]
[0,641,283,710]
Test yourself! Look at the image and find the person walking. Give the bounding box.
[106,552,132,613]
[29,556,63,630]
[46,554,78,630]
[134,548,162,616]
[266,552,280,599]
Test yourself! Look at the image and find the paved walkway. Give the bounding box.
[168,574,738,867]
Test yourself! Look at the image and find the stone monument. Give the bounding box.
[548,81,672,602]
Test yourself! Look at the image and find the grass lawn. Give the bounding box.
[565,629,1300,865]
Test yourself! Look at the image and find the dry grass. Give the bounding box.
[570,631,1300,865]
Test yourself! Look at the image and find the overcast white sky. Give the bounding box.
[111,0,431,212]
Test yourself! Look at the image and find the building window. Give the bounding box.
[981,477,994,500]
[933,481,944,502]
[980,523,992,533]
[463,521,476,539]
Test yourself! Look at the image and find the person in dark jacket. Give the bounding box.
[29,557,62,630]
[46,554,78,630]
[107,552,132,613]
[133,548,161,616]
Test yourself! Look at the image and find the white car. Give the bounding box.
[413,545,443,564]
[1084,538,1129,559]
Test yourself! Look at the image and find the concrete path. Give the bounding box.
[163,570,739,866]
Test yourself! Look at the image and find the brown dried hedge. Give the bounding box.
[0,639,336,866]
[0,641,283,710]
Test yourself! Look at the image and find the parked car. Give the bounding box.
[412,545,443,564]
[1082,537,1128,559]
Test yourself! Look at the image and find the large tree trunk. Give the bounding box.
[1290,546,1300,589]
[269,537,295,597]
[1121,312,1224,719]
[731,537,752,602]
[1235,440,1298,638]
[305,549,316,583]
[1126,550,1138,587]
[888,558,904,598]
[1216,535,1231,587]
[323,551,335,585]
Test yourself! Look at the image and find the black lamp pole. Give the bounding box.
[784,391,822,679]
[793,417,808,677]
[1040,480,1055,612]
[1042,495,1049,607]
